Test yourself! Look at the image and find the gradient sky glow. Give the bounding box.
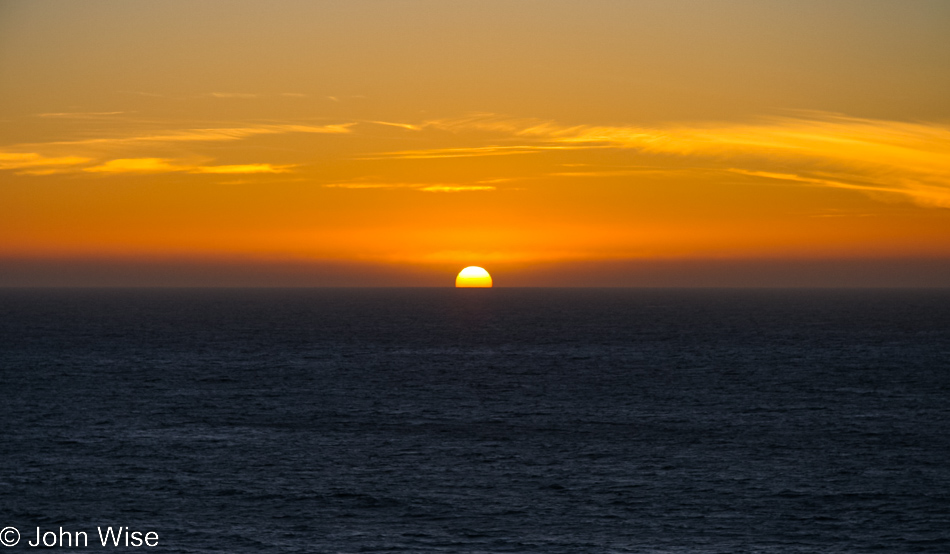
[2,0,950,286]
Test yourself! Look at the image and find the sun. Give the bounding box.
[455,266,493,288]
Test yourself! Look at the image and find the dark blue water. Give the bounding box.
[1,289,949,553]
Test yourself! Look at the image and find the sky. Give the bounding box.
[2,0,950,286]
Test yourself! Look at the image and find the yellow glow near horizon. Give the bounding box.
[456,266,493,288]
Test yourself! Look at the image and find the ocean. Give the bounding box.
[1,288,948,553]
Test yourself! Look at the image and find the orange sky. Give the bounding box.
[2,0,950,286]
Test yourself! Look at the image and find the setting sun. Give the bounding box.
[455,266,493,288]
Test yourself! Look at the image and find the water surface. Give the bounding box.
[1,289,948,552]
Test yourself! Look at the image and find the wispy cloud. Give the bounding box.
[392,113,950,208]
[367,121,423,131]
[323,182,413,189]
[11,110,950,207]
[726,169,905,196]
[0,152,91,173]
[550,168,680,178]
[84,158,181,174]
[192,164,293,174]
[323,182,496,192]
[35,122,353,149]
[358,145,588,160]
[418,185,496,192]
[4,120,352,179]
[83,158,295,175]
[4,118,384,182]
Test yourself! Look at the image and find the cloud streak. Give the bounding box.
[83,158,295,175]
[38,122,354,149]
[2,121,349,177]
[401,113,950,208]
[418,185,496,192]
[0,152,91,173]
[324,182,496,192]
[9,111,950,207]
[359,145,593,160]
